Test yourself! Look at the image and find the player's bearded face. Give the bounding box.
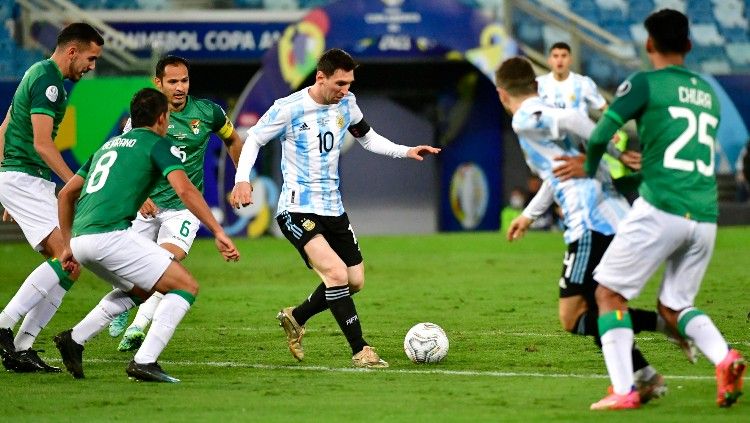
[157,64,190,110]
[68,42,102,82]
[321,69,354,104]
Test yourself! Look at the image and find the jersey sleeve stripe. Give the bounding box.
[162,164,185,177]
[30,107,56,117]
[603,109,625,127]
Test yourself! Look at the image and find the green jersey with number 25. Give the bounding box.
[72,128,184,236]
[587,65,719,222]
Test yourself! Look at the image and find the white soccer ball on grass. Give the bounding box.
[403,322,449,363]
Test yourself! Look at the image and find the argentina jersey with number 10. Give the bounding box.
[249,88,364,216]
[513,98,630,244]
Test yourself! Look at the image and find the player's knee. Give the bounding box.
[324,267,348,287]
[559,313,579,333]
[349,276,364,293]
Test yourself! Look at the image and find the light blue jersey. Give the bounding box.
[536,71,606,115]
[513,97,629,244]
[248,87,364,216]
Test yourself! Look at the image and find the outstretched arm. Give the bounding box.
[352,120,441,160]
[168,169,240,262]
[507,179,554,241]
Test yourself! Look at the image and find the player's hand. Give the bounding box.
[506,215,532,242]
[139,198,158,218]
[619,150,642,171]
[406,145,441,161]
[214,231,240,262]
[552,155,586,181]
[230,182,253,209]
[2,209,13,223]
[59,248,80,274]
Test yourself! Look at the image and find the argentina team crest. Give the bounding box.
[336,113,344,129]
[302,219,316,231]
[190,119,201,135]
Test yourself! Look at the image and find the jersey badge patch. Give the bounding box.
[302,219,316,231]
[190,119,201,135]
[45,85,59,102]
[615,80,631,97]
[336,113,345,129]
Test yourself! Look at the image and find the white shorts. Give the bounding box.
[130,208,199,254]
[593,198,716,310]
[0,171,58,251]
[71,230,174,292]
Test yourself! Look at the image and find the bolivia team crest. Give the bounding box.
[190,119,201,135]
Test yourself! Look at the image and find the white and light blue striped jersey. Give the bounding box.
[512,97,629,244]
[536,71,606,115]
[248,87,364,216]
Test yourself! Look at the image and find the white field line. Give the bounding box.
[55,357,716,381]
[189,327,750,346]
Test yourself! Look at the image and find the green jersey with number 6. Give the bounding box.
[144,96,233,210]
[586,65,719,222]
[72,128,184,236]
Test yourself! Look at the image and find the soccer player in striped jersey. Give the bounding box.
[586,9,745,410]
[497,56,674,403]
[230,48,440,368]
[536,42,607,115]
[0,23,103,373]
[106,55,243,352]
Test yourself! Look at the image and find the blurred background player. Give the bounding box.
[537,42,607,115]
[54,87,239,382]
[585,9,745,410]
[106,55,243,352]
[0,23,103,373]
[230,48,440,368]
[497,56,682,403]
[538,41,641,202]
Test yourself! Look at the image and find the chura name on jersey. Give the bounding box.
[677,86,712,109]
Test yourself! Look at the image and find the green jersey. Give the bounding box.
[72,128,184,236]
[144,95,233,210]
[586,66,720,222]
[0,59,68,180]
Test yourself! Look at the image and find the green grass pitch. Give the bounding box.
[1,228,748,422]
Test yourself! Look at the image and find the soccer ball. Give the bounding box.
[403,322,449,363]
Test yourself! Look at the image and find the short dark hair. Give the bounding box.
[316,48,357,77]
[155,55,190,79]
[495,57,537,96]
[57,23,104,48]
[549,42,571,53]
[130,88,168,128]
[644,9,690,54]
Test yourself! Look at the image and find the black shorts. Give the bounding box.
[276,211,363,269]
[558,230,614,303]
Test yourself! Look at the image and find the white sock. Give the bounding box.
[71,290,136,345]
[679,308,729,365]
[0,261,61,328]
[14,284,66,351]
[601,328,634,395]
[129,291,164,331]
[134,293,191,364]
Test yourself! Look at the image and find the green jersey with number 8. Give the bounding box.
[72,128,184,236]
[586,65,719,222]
